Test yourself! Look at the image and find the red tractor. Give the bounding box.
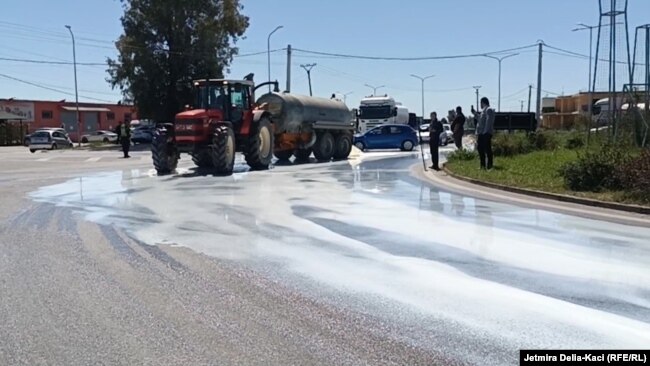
[151,74,355,175]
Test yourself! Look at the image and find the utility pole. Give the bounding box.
[267,25,283,93]
[520,100,524,112]
[286,44,292,93]
[473,86,481,110]
[300,63,316,96]
[410,74,435,120]
[364,84,385,96]
[536,41,543,128]
[528,84,533,112]
[483,53,519,111]
[65,25,81,147]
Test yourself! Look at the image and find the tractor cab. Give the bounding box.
[191,78,256,131]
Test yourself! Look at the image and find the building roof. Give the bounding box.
[0,110,27,120]
[61,106,112,112]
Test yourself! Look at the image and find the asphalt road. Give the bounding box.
[1,145,649,365]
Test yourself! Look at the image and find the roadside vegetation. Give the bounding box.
[446,127,650,206]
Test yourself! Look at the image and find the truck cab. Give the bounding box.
[357,95,409,133]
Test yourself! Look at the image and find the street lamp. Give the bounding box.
[364,84,385,95]
[267,25,284,92]
[483,53,518,111]
[65,25,81,147]
[336,91,353,104]
[472,86,482,111]
[410,74,435,120]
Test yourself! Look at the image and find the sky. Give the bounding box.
[1,0,650,117]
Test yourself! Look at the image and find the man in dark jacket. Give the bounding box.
[428,112,443,171]
[450,106,466,149]
[115,120,131,158]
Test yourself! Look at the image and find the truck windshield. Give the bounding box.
[359,106,392,119]
[196,85,227,110]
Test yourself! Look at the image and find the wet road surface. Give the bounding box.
[2,147,650,365]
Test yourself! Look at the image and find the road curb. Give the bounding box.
[441,163,650,215]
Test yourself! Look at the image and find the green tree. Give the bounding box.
[107,0,248,121]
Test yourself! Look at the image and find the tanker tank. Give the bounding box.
[256,92,352,133]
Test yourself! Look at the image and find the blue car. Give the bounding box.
[353,124,419,151]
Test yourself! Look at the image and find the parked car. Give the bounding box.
[24,127,68,146]
[81,130,118,144]
[353,124,419,151]
[131,125,154,143]
[441,123,454,145]
[417,123,454,146]
[28,130,74,153]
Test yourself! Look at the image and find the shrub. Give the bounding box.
[617,148,650,203]
[528,130,560,151]
[565,132,585,149]
[492,133,533,157]
[447,149,478,162]
[559,144,630,192]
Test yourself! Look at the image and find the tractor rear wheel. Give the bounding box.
[151,128,178,175]
[313,131,335,162]
[294,148,312,161]
[245,118,273,170]
[211,125,236,175]
[333,133,352,160]
[191,148,213,168]
[274,149,293,161]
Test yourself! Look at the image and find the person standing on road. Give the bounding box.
[428,112,443,171]
[451,106,466,150]
[115,120,132,158]
[473,97,495,170]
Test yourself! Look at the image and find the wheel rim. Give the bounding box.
[259,126,271,158]
[404,141,413,150]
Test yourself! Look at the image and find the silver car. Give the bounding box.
[28,130,74,153]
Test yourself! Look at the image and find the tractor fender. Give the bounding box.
[252,110,271,125]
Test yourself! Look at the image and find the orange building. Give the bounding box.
[541,92,614,129]
[0,98,137,140]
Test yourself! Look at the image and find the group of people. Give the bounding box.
[427,97,495,171]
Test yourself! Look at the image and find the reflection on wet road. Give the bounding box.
[31,153,650,364]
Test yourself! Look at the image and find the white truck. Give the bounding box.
[357,95,409,133]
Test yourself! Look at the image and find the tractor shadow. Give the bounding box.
[172,164,250,178]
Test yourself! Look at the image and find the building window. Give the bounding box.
[42,110,53,119]
[107,112,115,120]
[124,113,132,122]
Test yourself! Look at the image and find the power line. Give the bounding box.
[0,73,116,103]
[292,43,539,61]
[0,57,105,66]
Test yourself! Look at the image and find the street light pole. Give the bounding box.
[473,86,482,110]
[483,53,519,112]
[364,84,385,95]
[336,91,353,104]
[300,63,316,96]
[410,74,435,120]
[65,25,81,147]
[267,25,284,93]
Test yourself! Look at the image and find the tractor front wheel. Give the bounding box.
[211,126,236,175]
[191,148,214,168]
[245,118,273,170]
[151,128,178,175]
